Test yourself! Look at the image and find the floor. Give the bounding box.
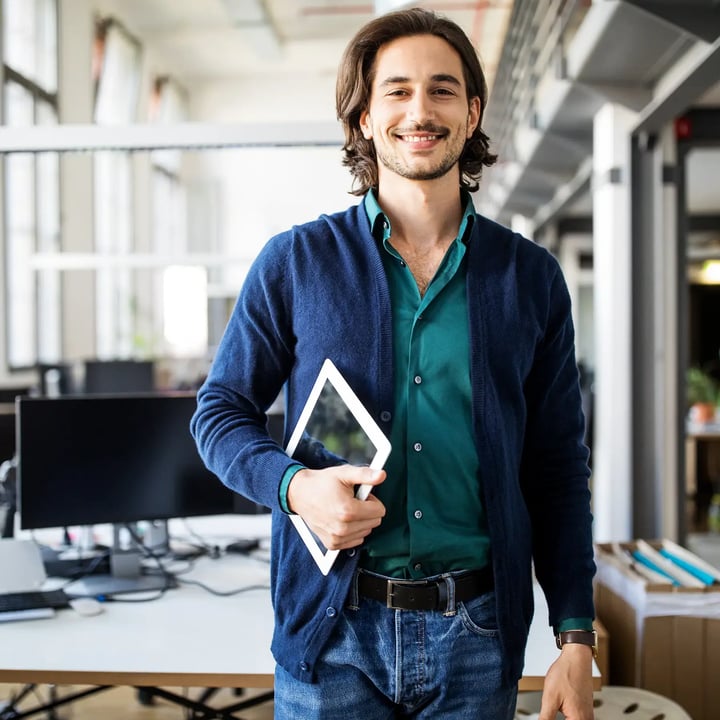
[0,684,274,719]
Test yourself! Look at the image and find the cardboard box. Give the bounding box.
[594,539,720,720]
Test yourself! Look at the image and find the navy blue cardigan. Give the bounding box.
[191,201,595,685]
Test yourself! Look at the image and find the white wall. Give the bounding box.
[182,146,358,296]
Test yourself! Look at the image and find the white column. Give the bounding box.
[658,126,680,540]
[58,0,96,360]
[592,103,637,542]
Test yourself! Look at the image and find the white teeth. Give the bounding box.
[402,135,440,142]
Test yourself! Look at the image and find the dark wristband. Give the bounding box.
[555,629,598,658]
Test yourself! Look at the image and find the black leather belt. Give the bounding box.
[357,567,493,612]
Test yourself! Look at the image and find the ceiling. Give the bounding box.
[109,0,514,88]
[97,0,719,230]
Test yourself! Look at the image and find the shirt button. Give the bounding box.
[399,260,406,267]
[346,548,356,557]
[414,509,423,520]
[414,375,422,385]
[380,410,392,422]
[414,562,422,571]
[413,442,422,452]
[300,661,309,671]
[326,607,337,617]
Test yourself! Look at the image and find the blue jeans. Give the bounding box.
[274,574,517,719]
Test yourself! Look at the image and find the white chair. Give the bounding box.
[515,685,692,720]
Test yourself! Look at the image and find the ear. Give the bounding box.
[359,109,373,140]
[467,96,481,139]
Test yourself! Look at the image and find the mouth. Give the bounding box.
[394,127,447,145]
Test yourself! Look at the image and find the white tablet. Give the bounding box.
[285,358,391,575]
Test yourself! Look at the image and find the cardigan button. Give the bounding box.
[380,410,391,422]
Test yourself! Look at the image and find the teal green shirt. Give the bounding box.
[361,190,490,579]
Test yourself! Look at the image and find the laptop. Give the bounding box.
[0,538,65,621]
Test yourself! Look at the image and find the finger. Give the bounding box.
[351,493,386,520]
[337,465,386,487]
[537,695,559,720]
[320,526,377,550]
[312,513,383,549]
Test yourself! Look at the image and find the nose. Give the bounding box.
[406,90,435,124]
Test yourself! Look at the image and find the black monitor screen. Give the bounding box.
[17,393,242,530]
[84,360,155,394]
[0,411,15,463]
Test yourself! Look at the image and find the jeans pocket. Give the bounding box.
[458,591,499,636]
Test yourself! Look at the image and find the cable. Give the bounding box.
[176,577,270,597]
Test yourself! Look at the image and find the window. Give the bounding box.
[2,0,60,369]
[92,19,141,358]
[150,78,206,358]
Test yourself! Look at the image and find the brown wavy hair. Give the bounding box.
[336,7,497,195]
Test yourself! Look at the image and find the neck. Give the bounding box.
[376,173,464,250]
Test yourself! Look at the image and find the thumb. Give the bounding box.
[337,465,386,488]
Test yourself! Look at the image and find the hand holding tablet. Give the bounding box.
[285,359,391,575]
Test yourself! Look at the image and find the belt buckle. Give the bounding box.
[385,578,434,610]
[385,580,401,609]
[385,579,417,609]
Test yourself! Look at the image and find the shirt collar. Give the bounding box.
[364,188,476,245]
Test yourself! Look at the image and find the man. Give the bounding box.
[191,8,595,719]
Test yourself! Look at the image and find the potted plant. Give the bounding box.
[686,366,719,424]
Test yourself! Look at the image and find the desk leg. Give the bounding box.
[137,686,274,719]
[0,685,111,720]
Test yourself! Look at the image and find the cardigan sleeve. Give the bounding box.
[190,234,300,511]
[519,259,596,627]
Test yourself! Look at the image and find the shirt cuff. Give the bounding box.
[279,464,305,514]
[556,617,594,633]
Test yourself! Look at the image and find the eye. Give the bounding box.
[386,88,409,97]
[433,87,456,96]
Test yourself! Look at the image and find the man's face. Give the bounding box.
[359,34,480,185]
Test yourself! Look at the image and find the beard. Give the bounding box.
[375,123,466,181]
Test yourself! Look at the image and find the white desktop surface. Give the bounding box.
[2,515,599,690]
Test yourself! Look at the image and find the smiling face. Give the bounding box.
[359,34,480,187]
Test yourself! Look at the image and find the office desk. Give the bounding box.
[0,516,601,692]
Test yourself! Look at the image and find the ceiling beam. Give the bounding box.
[0,122,344,154]
[624,0,720,43]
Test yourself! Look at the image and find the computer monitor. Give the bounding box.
[0,411,15,464]
[0,385,32,404]
[37,363,77,396]
[83,359,156,394]
[0,387,31,463]
[16,393,265,594]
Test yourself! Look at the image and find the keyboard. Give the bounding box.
[0,588,71,613]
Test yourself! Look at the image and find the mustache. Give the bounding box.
[394,124,448,135]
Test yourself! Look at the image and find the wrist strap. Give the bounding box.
[555,629,598,658]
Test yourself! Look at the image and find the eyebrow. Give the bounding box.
[379,73,462,87]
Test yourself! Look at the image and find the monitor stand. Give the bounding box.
[62,522,175,598]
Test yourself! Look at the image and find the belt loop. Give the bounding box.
[441,574,457,617]
[347,570,360,610]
